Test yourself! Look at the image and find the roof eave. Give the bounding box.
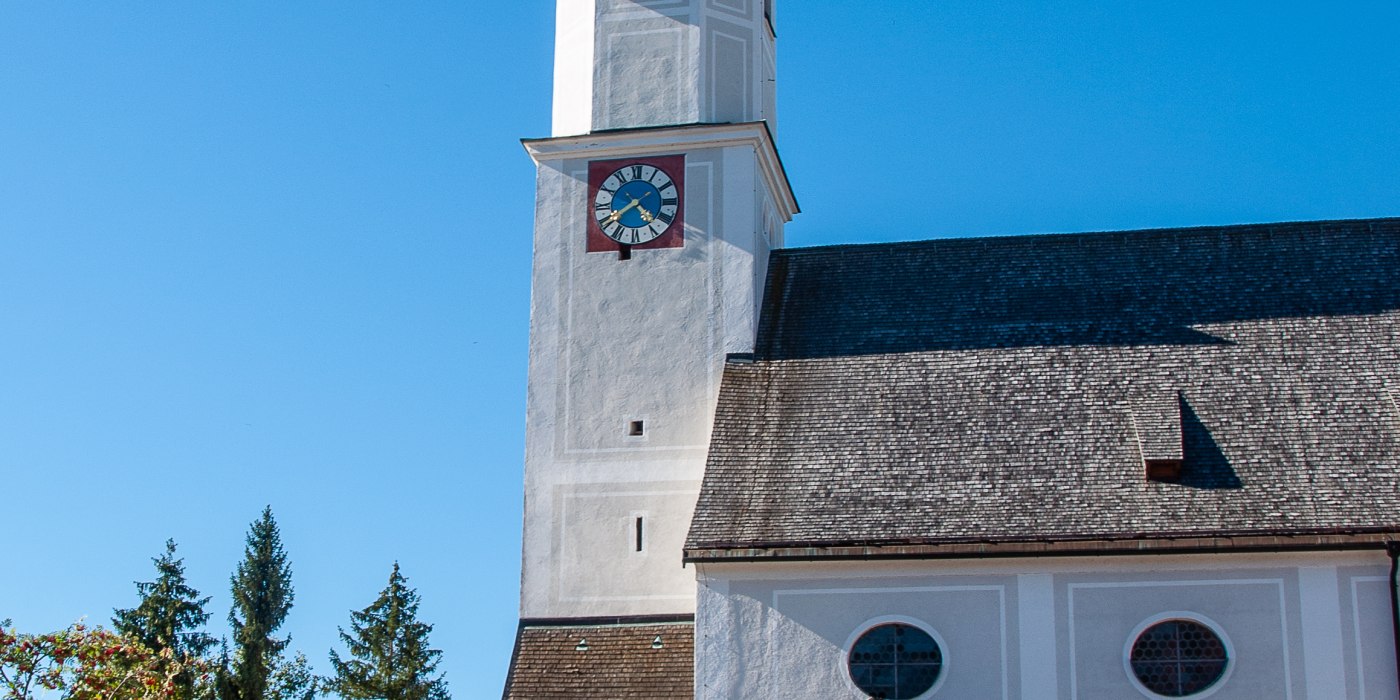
[521,120,799,220]
[684,530,1400,563]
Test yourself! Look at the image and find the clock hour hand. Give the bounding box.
[605,196,643,224]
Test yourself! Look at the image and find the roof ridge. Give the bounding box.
[772,215,1400,257]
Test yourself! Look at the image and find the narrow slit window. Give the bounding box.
[619,245,631,261]
[629,420,645,436]
[634,516,644,552]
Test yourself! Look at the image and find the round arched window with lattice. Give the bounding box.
[1128,618,1229,697]
[847,622,943,699]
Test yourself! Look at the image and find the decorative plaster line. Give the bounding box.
[523,122,798,220]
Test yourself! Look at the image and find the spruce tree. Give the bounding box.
[113,539,216,698]
[214,640,236,700]
[113,539,217,657]
[224,506,294,700]
[328,563,448,700]
[268,650,319,700]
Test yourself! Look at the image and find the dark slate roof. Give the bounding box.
[686,218,1400,558]
[503,621,693,699]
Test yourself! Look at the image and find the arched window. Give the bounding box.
[847,622,943,699]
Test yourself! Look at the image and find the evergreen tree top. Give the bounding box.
[329,563,449,700]
[230,506,294,636]
[226,506,296,700]
[112,538,216,662]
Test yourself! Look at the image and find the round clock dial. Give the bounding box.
[593,163,679,245]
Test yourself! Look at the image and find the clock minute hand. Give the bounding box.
[606,196,642,224]
[615,191,660,222]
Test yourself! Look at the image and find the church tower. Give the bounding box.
[515,0,796,629]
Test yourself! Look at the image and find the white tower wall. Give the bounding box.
[551,0,778,136]
[525,0,792,621]
[521,126,793,618]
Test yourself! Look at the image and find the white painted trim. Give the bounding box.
[598,26,687,131]
[774,585,1009,700]
[840,615,951,700]
[555,487,697,603]
[558,444,706,456]
[1017,573,1058,700]
[1121,611,1236,700]
[1066,578,1292,700]
[694,159,721,414]
[707,27,750,123]
[558,166,586,457]
[568,592,694,602]
[1348,575,1389,700]
[1298,566,1348,698]
[705,0,752,22]
[756,13,773,128]
[523,122,798,220]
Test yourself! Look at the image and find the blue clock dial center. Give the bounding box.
[593,161,680,246]
[611,181,661,228]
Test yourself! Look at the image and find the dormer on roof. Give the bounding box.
[1131,390,1184,482]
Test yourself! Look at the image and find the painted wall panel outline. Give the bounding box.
[1066,578,1293,700]
[772,585,1010,700]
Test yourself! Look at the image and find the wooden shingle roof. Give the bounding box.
[686,218,1400,560]
[503,620,693,699]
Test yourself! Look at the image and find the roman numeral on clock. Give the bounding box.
[588,157,683,252]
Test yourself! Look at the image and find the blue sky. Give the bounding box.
[2,1,1398,696]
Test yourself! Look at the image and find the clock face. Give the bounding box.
[592,163,680,246]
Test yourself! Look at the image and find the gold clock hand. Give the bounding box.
[606,196,642,224]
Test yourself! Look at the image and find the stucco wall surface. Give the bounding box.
[695,552,1399,700]
[520,141,777,619]
[552,0,778,136]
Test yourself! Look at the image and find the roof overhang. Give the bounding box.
[522,121,799,222]
[684,529,1400,563]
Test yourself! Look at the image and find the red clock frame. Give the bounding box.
[586,154,686,253]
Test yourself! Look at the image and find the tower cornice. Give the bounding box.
[522,121,799,221]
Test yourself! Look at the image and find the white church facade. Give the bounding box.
[504,2,1400,698]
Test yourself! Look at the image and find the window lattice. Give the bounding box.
[1129,619,1228,696]
[847,623,942,699]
